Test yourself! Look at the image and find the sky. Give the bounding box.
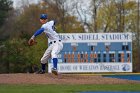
[12,0,39,8]
[11,0,91,22]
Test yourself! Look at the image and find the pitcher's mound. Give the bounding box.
[0,73,139,84]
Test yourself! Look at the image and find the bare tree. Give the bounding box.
[114,0,126,32]
[14,0,30,9]
[90,0,102,32]
[137,0,140,70]
[71,0,90,32]
[100,0,115,32]
[42,0,72,32]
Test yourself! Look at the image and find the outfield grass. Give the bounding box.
[0,84,140,93]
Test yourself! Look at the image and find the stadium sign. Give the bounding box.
[48,33,132,73]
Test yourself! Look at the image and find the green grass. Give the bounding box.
[0,84,140,93]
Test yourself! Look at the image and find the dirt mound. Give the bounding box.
[0,73,139,84]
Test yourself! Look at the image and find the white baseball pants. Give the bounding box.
[41,41,63,64]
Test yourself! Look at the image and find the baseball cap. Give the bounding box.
[40,14,48,19]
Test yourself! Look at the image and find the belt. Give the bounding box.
[50,40,61,44]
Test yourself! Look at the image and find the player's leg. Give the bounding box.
[37,46,52,74]
[51,42,63,75]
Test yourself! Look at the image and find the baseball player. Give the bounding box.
[28,14,63,75]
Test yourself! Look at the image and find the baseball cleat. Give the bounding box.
[51,68,58,75]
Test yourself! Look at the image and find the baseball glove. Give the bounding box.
[28,39,37,46]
